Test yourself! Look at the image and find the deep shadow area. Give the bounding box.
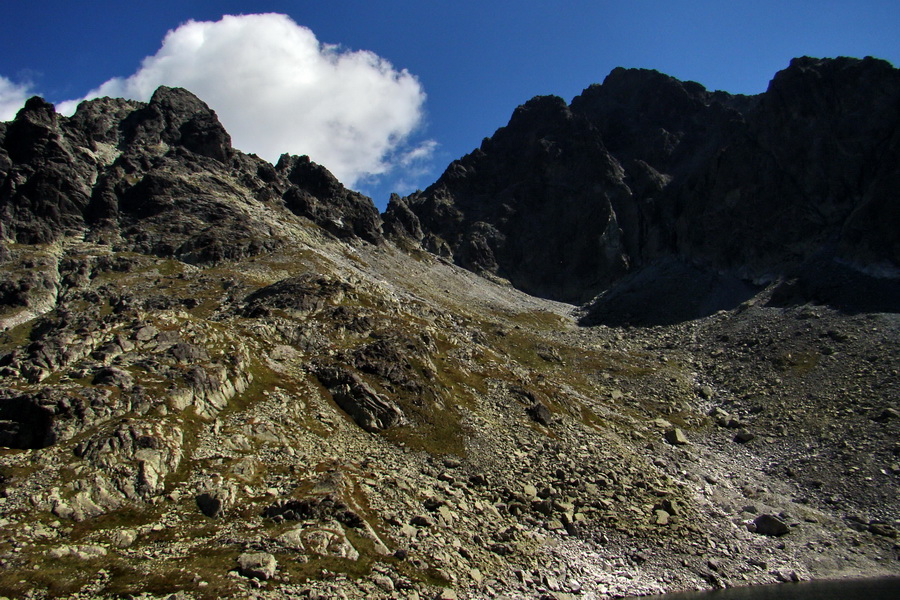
[767,259,900,314]
[0,393,57,449]
[579,258,759,327]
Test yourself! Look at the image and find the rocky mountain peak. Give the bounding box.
[66,96,145,147]
[1,85,383,258]
[504,94,572,132]
[4,96,63,164]
[121,85,234,163]
[396,56,900,314]
[577,66,713,118]
[13,95,59,129]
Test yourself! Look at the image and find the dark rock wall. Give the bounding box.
[392,57,900,306]
[676,57,900,278]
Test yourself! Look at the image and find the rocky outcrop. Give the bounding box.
[394,57,900,310]
[313,364,405,432]
[0,86,384,264]
[0,390,57,448]
[0,96,101,243]
[73,419,184,501]
[120,86,233,164]
[243,273,350,318]
[277,154,383,244]
[237,552,278,580]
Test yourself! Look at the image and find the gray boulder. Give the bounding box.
[753,514,790,536]
[237,552,277,580]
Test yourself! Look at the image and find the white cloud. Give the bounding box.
[399,139,439,168]
[57,13,432,187]
[0,76,33,121]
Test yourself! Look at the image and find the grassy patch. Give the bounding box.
[0,557,102,598]
[103,547,244,600]
[0,319,36,353]
[579,405,610,432]
[383,402,467,457]
[68,504,164,542]
[281,551,373,583]
[504,309,569,331]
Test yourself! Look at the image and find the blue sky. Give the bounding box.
[2,1,899,209]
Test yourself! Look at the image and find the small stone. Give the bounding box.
[437,504,455,524]
[527,401,553,426]
[658,498,680,515]
[544,575,561,591]
[110,529,137,548]
[468,473,488,487]
[411,514,434,527]
[868,523,898,538]
[75,545,107,560]
[237,552,277,580]
[775,569,800,582]
[533,499,553,515]
[48,545,108,560]
[654,509,670,525]
[196,492,226,518]
[874,408,900,422]
[753,514,790,536]
[435,589,458,600]
[52,503,75,520]
[372,574,394,592]
[443,457,462,469]
[92,366,134,388]
[734,429,756,444]
[134,325,159,342]
[546,518,565,531]
[665,428,689,446]
[632,550,651,564]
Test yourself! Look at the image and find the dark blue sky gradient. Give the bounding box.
[3,1,899,207]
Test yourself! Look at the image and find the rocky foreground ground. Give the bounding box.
[0,227,897,600]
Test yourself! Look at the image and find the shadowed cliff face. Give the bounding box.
[389,56,900,310]
[675,57,900,278]
[387,95,636,303]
